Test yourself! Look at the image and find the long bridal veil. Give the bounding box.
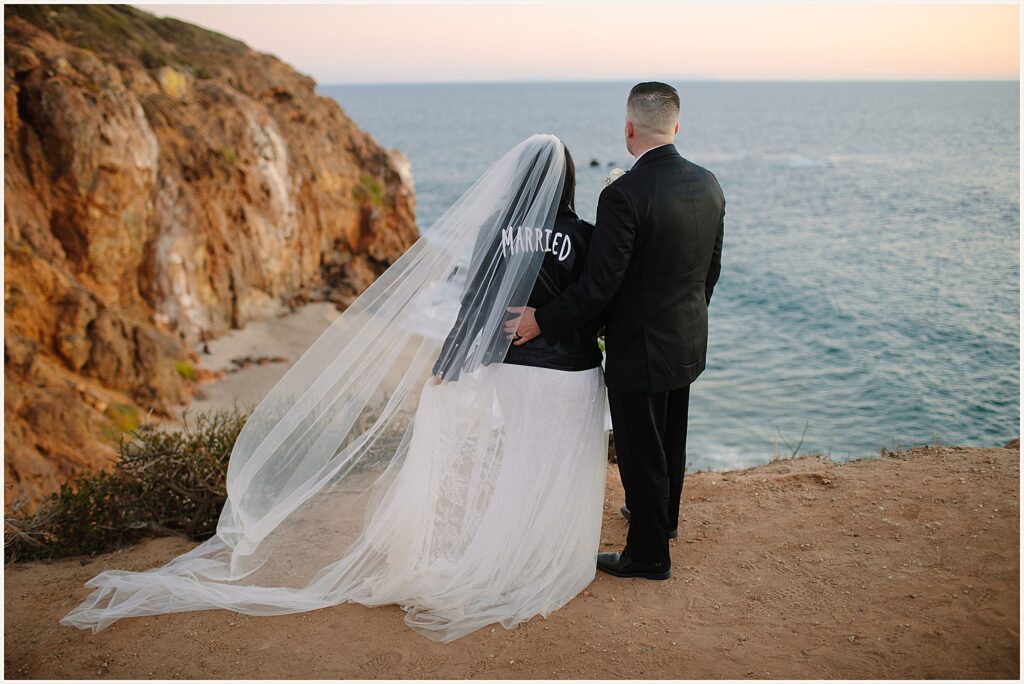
[59,134,572,640]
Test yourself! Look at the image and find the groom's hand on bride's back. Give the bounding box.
[505,306,540,345]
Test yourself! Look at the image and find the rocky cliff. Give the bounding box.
[4,5,419,511]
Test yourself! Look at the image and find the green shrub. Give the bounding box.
[76,4,137,43]
[352,173,383,207]
[4,408,248,563]
[139,45,170,70]
[7,5,242,74]
[104,403,140,433]
[214,145,238,167]
[174,359,196,380]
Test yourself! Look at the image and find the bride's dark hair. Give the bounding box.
[559,146,576,213]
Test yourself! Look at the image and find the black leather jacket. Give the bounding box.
[503,209,603,372]
[432,208,603,380]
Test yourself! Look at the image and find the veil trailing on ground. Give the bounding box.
[60,134,568,638]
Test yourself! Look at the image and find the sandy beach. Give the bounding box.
[161,301,344,431]
[5,443,1018,679]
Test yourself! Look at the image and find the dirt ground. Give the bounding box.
[4,444,1019,679]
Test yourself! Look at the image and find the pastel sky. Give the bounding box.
[141,2,1020,84]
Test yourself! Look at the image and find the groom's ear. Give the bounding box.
[673,121,679,136]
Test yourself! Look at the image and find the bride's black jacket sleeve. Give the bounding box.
[431,215,506,382]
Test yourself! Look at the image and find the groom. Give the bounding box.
[508,82,725,579]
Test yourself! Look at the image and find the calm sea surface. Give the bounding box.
[320,81,1020,470]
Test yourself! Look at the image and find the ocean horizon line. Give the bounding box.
[320,77,1021,88]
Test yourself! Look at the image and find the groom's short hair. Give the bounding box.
[627,82,680,137]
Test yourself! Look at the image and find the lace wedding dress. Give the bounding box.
[340,362,607,640]
[59,134,609,643]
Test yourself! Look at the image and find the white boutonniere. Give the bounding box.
[604,167,626,186]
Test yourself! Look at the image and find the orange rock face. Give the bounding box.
[4,6,418,511]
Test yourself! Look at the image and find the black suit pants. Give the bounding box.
[607,384,690,565]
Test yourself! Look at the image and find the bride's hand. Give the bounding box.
[505,306,540,345]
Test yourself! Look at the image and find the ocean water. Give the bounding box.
[320,81,1020,471]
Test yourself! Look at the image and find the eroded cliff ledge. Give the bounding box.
[4,5,419,511]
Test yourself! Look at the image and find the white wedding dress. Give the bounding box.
[340,363,607,640]
[59,134,610,643]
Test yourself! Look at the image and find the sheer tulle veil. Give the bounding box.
[60,134,569,634]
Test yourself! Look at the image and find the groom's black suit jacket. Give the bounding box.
[535,144,725,393]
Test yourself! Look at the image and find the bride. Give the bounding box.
[59,134,610,643]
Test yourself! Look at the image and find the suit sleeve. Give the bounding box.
[535,184,638,344]
[705,195,725,306]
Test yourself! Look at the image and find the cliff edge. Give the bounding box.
[4,445,1018,678]
[4,5,419,511]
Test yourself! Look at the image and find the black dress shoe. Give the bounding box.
[620,506,678,539]
[597,551,671,580]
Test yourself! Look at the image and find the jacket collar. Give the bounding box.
[630,143,680,171]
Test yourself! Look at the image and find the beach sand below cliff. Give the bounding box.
[163,301,344,430]
[4,444,1018,679]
